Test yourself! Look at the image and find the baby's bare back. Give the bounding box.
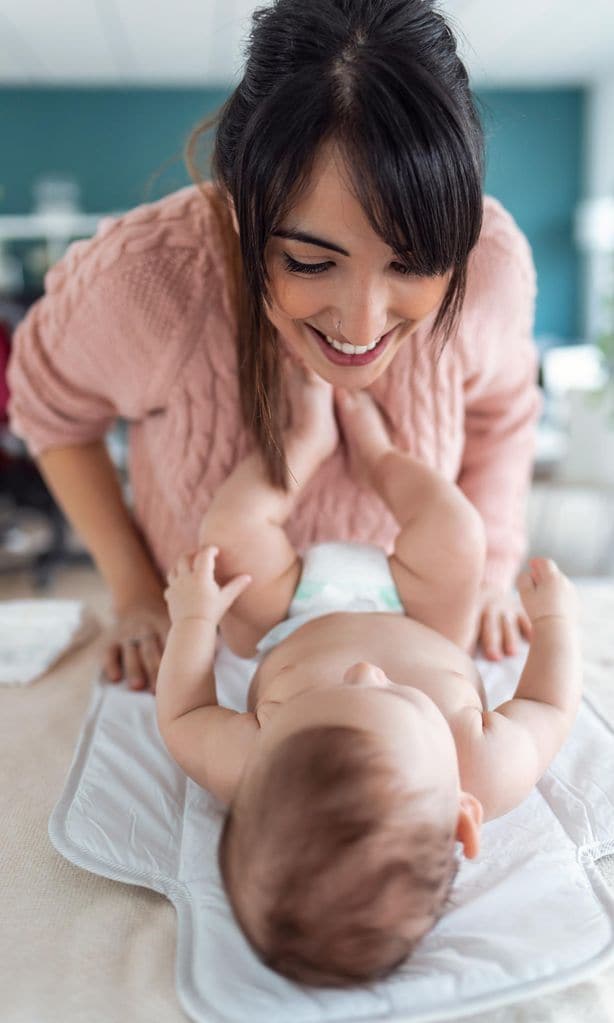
[247,611,486,718]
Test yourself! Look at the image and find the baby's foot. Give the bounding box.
[285,358,339,464]
[334,388,394,488]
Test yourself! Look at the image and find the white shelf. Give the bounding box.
[0,212,110,239]
[0,211,124,263]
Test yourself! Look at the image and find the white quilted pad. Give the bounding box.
[49,642,614,1023]
[0,599,98,685]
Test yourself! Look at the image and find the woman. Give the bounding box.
[8,0,538,691]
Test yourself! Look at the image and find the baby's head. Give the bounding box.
[218,663,482,986]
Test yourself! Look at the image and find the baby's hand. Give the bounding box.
[164,546,252,627]
[517,557,578,625]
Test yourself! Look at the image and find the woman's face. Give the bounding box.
[260,142,451,388]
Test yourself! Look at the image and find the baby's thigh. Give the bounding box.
[387,503,485,650]
[388,553,481,649]
[392,489,486,596]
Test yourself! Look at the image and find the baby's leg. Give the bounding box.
[200,365,338,650]
[335,389,485,649]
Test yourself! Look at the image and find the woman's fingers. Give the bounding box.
[104,642,123,683]
[123,640,147,690]
[101,592,170,694]
[518,609,533,640]
[481,605,531,660]
[103,635,163,691]
[480,609,502,660]
[139,634,163,693]
[500,613,518,657]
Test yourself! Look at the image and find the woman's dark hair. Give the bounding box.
[186,0,484,488]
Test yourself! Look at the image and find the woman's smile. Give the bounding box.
[304,322,399,367]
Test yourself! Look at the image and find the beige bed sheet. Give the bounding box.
[2,572,614,1023]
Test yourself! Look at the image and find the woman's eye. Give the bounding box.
[283,253,330,275]
[283,252,416,277]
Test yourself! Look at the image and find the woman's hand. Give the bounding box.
[103,592,170,693]
[475,586,533,660]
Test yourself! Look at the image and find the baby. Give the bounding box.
[155,365,581,988]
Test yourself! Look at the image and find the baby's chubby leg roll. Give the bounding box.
[199,363,339,640]
[335,387,485,648]
[377,447,486,649]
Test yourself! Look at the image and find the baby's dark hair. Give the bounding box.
[218,725,459,987]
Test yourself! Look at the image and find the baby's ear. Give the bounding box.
[455,791,483,859]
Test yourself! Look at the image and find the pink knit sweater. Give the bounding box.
[7,182,540,591]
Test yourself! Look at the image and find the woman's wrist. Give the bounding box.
[112,570,166,613]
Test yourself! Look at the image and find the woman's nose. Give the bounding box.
[334,282,390,348]
[343,661,387,687]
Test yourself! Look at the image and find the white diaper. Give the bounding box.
[256,541,404,657]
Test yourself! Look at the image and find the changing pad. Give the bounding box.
[48,643,614,1023]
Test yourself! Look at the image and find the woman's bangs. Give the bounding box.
[336,67,482,276]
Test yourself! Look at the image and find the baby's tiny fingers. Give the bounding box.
[517,570,535,592]
[221,573,252,610]
[530,557,558,582]
[195,545,219,573]
[176,553,192,576]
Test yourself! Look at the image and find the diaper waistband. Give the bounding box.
[289,541,404,616]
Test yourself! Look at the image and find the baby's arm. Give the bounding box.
[156,546,259,805]
[454,558,582,821]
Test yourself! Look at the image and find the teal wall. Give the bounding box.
[477,88,585,342]
[0,86,586,340]
[0,88,226,213]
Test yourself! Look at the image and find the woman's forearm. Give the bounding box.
[36,440,165,607]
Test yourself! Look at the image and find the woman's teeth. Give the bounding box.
[320,332,382,355]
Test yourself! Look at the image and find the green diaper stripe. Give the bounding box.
[294,579,403,610]
[294,580,326,600]
[378,585,404,610]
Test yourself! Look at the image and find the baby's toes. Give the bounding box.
[336,388,391,445]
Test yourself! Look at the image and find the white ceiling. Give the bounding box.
[0,0,613,87]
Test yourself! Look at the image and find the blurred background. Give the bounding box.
[1,0,614,593]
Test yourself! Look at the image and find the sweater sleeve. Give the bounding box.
[456,199,542,592]
[7,188,214,457]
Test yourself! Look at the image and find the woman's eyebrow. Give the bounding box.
[271,229,350,257]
